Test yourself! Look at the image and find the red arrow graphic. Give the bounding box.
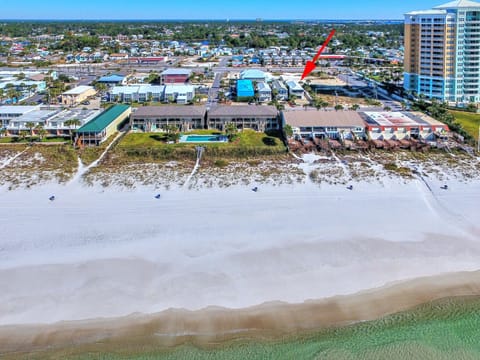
[301,29,336,80]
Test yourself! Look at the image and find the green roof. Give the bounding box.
[77,104,130,133]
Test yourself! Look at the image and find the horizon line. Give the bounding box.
[0,18,404,22]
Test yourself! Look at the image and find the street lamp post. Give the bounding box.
[478,125,480,154]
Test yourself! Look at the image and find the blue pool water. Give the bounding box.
[180,135,228,143]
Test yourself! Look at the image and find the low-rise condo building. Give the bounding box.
[207,105,279,131]
[131,106,206,132]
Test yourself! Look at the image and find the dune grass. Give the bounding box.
[11,296,480,360]
[112,130,286,163]
[77,133,118,166]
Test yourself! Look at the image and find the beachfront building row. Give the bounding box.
[0,105,102,136]
[282,110,449,141]
[108,85,195,104]
[131,105,279,132]
[130,105,449,142]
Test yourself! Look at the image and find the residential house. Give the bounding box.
[286,81,304,99]
[161,68,192,84]
[239,69,268,82]
[60,86,97,106]
[97,74,127,86]
[236,79,254,100]
[256,82,272,102]
[164,85,195,104]
[271,80,288,101]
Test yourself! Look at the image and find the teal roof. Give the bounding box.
[77,104,130,133]
[98,74,125,83]
[237,79,254,97]
[240,69,266,80]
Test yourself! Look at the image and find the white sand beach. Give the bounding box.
[1,153,480,329]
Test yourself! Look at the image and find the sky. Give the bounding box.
[0,0,459,20]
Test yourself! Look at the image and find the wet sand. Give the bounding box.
[2,270,480,356]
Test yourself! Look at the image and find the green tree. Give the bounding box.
[350,104,360,111]
[334,104,344,111]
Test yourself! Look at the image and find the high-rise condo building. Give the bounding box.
[404,0,480,104]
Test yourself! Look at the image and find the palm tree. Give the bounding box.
[225,122,238,141]
[25,122,35,137]
[165,124,179,143]
[321,100,330,111]
[94,82,108,93]
[35,124,47,141]
[19,130,28,142]
[0,128,6,138]
[284,124,293,138]
[6,87,18,103]
[64,118,81,144]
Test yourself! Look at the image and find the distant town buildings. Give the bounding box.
[108,84,195,104]
[160,69,192,84]
[97,74,127,86]
[404,0,480,103]
[60,86,97,106]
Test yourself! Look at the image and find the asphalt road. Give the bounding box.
[207,57,230,107]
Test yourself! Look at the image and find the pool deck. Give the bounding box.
[179,134,229,143]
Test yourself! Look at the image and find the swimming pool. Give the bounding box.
[179,134,228,143]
